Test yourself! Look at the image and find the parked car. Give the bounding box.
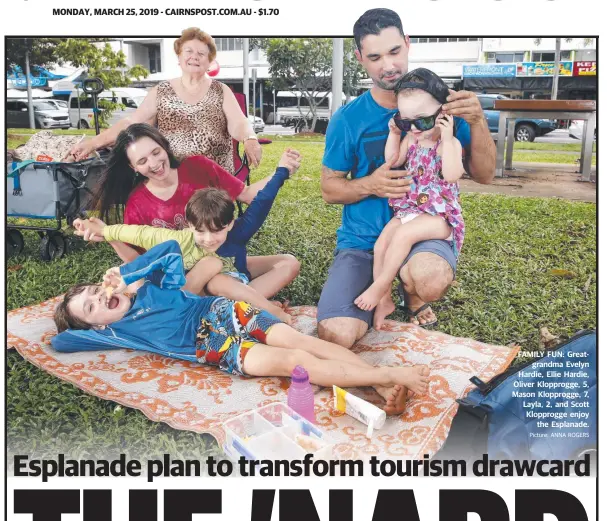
[68,87,147,128]
[477,94,557,142]
[248,115,265,133]
[6,99,71,129]
[47,99,69,110]
[568,120,596,141]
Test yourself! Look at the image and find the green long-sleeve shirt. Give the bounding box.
[103,224,236,272]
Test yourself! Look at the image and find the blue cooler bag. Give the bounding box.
[457,330,596,461]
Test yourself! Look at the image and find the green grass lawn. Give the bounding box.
[6,141,596,464]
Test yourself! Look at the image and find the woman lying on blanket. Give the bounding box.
[52,241,430,415]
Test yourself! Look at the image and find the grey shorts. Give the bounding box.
[316,240,457,327]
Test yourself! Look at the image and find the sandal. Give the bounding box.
[396,285,438,328]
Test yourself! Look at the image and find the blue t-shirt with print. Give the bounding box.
[323,90,471,251]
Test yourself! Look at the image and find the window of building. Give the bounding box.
[146,44,162,74]
[449,38,458,42]
[417,38,428,43]
[438,38,448,42]
[410,37,418,43]
[215,38,243,52]
[560,50,572,61]
[468,38,479,41]
[487,52,525,63]
[428,38,438,43]
[532,52,555,62]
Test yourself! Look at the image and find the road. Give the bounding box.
[264,125,580,144]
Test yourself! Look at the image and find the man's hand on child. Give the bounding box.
[73,217,106,242]
[102,267,127,295]
[369,154,413,199]
[437,113,455,140]
[279,148,302,176]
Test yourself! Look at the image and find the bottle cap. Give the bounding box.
[366,419,375,439]
[291,365,309,383]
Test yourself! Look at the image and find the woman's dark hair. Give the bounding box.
[89,123,181,223]
[353,8,405,52]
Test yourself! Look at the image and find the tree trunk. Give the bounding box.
[551,38,561,100]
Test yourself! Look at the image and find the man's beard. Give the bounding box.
[375,71,405,91]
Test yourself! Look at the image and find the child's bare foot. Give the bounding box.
[270,300,290,310]
[375,384,409,415]
[354,280,390,311]
[276,309,293,326]
[388,365,430,395]
[373,294,395,330]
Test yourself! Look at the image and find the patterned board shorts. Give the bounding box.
[194,299,282,376]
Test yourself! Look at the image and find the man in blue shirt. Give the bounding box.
[318,8,496,348]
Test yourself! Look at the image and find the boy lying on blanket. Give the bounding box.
[52,241,430,415]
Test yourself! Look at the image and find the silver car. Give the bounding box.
[7,99,71,129]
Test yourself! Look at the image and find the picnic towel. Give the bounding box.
[7,298,519,459]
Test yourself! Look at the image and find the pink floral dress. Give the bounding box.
[388,139,465,256]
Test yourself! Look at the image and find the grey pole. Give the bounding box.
[243,38,250,115]
[259,79,264,122]
[25,50,36,129]
[331,38,344,117]
[551,38,561,100]
[252,67,257,118]
[273,89,276,124]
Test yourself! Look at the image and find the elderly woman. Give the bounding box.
[68,28,262,171]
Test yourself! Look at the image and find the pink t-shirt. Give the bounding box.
[124,155,244,230]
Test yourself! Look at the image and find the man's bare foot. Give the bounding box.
[375,384,409,415]
[373,294,395,330]
[388,365,431,395]
[354,280,391,311]
[406,294,437,326]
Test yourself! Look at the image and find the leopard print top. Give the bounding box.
[157,80,234,173]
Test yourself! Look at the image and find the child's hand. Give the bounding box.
[73,217,106,242]
[102,267,127,295]
[437,113,455,141]
[389,117,402,135]
[278,147,302,176]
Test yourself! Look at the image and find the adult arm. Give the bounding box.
[68,86,160,161]
[221,83,262,167]
[444,89,495,184]
[320,108,412,204]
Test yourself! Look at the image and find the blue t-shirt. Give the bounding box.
[323,90,471,251]
[51,240,219,361]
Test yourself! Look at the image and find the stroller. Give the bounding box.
[7,78,107,261]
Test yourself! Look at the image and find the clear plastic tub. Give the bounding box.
[223,402,335,461]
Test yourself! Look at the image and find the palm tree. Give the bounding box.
[533,38,595,99]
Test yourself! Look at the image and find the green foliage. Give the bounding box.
[7,38,149,126]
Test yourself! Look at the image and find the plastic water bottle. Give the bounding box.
[287,365,316,424]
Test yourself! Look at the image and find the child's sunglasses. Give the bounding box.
[393,107,443,132]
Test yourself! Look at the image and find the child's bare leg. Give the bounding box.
[243,343,430,393]
[369,218,402,329]
[356,215,451,312]
[183,257,223,295]
[246,254,301,298]
[206,274,293,325]
[266,323,430,397]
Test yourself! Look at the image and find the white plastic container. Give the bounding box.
[223,402,334,461]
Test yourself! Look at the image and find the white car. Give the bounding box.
[569,120,596,141]
[248,115,265,133]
